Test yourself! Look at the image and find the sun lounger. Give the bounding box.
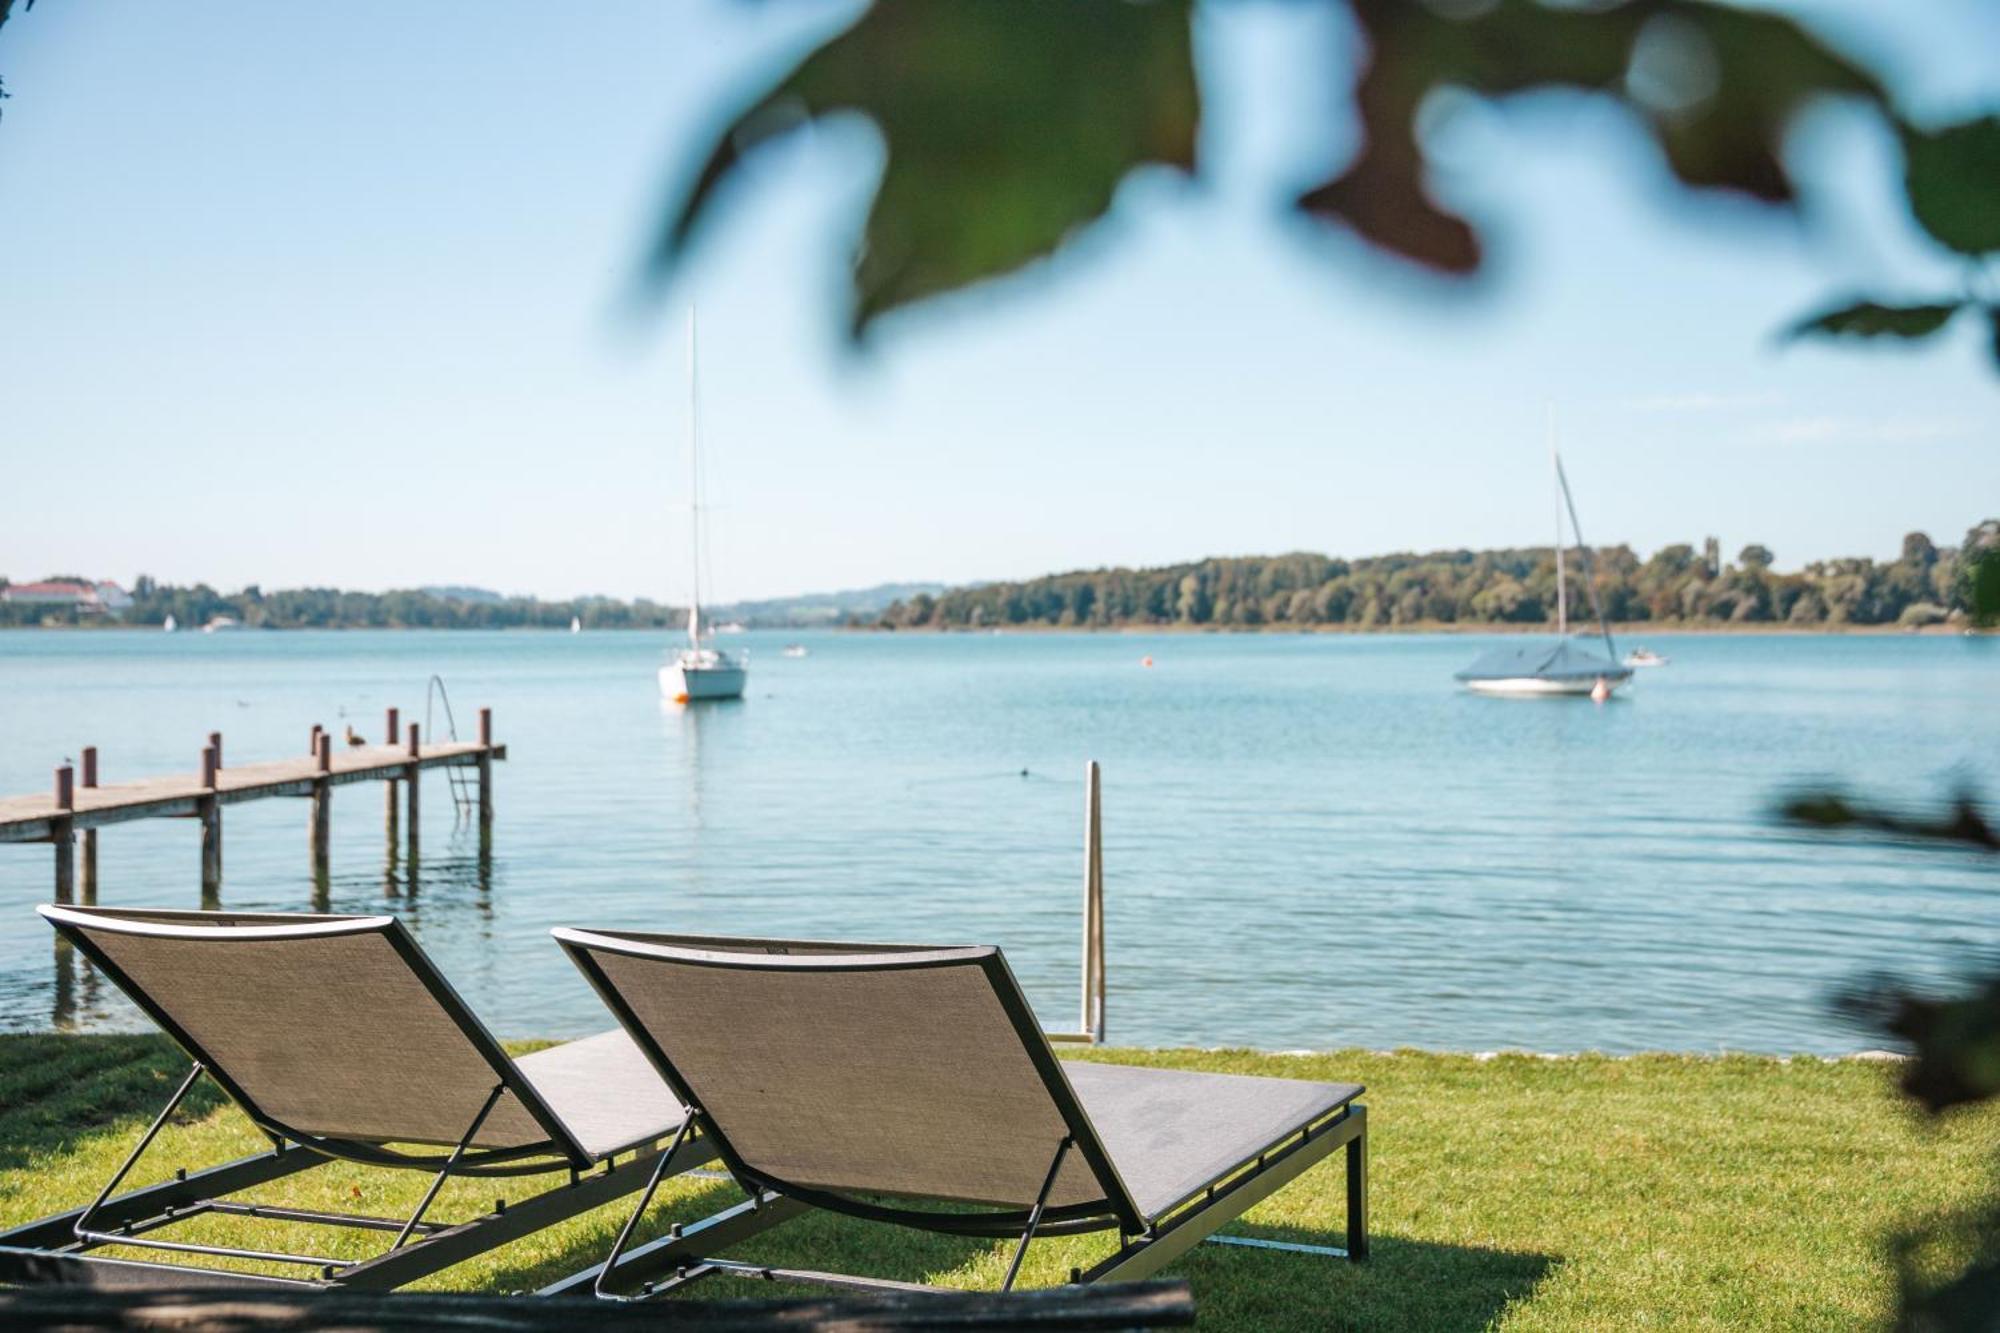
[545,931,1367,1299]
[0,906,707,1292]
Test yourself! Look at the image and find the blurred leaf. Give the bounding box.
[1298,0,1886,273]
[1902,116,2000,257]
[1785,300,1964,342]
[656,0,1197,338]
[1839,976,2000,1114]
[1780,788,1999,850]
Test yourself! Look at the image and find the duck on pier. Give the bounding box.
[344,725,365,747]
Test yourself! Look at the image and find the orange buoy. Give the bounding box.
[1590,676,1611,703]
[674,692,691,705]
[1141,656,1154,668]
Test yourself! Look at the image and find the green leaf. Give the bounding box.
[1786,300,1964,341]
[1902,115,2000,256]
[655,0,1198,339]
[1299,0,1887,273]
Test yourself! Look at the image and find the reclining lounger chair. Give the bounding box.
[547,931,1367,1299]
[0,906,705,1292]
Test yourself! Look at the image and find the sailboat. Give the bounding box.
[659,310,748,704]
[1456,443,1632,699]
[570,615,582,634]
[162,613,177,633]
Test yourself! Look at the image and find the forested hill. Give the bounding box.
[877,524,2000,632]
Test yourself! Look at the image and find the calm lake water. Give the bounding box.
[2,629,1996,1054]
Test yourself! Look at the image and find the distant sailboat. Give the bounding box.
[570,616,582,634]
[1457,439,1632,699]
[659,309,747,704]
[162,614,177,633]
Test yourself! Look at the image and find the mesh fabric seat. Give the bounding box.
[8,905,705,1294]
[550,929,1370,1299]
[42,904,687,1164]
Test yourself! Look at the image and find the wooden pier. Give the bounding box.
[0,708,504,900]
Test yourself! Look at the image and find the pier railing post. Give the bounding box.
[79,747,98,904]
[52,764,76,905]
[476,708,494,836]
[1083,760,1105,1045]
[198,744,221,904]
[384,707,401,860]
[309,733,332,889]
[404,723,421,862]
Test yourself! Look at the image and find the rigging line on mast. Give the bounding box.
[1554,452,1619,662]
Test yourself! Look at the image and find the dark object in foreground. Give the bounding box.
[0,1281,1194,1331]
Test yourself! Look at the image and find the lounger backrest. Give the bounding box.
[41,905,581,1159]
[555,930,1138,1225]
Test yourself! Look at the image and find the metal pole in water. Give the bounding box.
[1083,760,1106,1044]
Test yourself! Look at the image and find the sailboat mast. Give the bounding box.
[1551,421,1567,638]
[686,307,702,649]
[1554,451,1620,663]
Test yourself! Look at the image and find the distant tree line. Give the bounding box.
[878,523,2000,632]
[0,577,686,630]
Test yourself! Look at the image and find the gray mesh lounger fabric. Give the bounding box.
[555,930,1364,1230]
[39,905,685,1164]
[1063,1062,1362,1220]
[515,1030,688,1160]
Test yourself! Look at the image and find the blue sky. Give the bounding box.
[1,0,1995,603]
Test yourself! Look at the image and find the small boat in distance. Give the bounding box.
[570,616,582,634]
[162,614,177,633]
[781,643,808,658]
[1457,441,1632,699]
[1624,647,1669,668]
[660,309,747,704]
[202,615,240,634]
[715,621,747,635]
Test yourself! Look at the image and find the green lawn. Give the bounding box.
[2,1036,1994,1330]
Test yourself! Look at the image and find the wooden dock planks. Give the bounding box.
[0,742,505,845]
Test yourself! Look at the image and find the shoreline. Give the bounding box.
[0,622,1981,637]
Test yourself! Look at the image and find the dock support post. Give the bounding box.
[384,707,401,859]
[1082,760,1105,1044]
[404,723,421,862]
[476,708,494,837]
[198,744,221,905]
[309,733,332,890]
[79,747,97,904]
[52,764,76,905]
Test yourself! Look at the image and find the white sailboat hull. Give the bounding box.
[1463,674,1624,697]
[660,655,747,702]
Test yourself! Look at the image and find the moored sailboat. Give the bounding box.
[1457,442,1632,699]
[659,310,747,704]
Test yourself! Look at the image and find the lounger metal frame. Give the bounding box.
[546,931,1367,1300]
[0,908,714,1292]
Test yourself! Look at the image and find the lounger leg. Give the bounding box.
[1001,1137,1073,1293]
[1346,1108,1368,1262]
[592,1115,696,1299]
[390,1083,506,1249]
[73,1063,207,1241]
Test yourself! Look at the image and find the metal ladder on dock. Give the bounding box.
[424,675,479,823]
